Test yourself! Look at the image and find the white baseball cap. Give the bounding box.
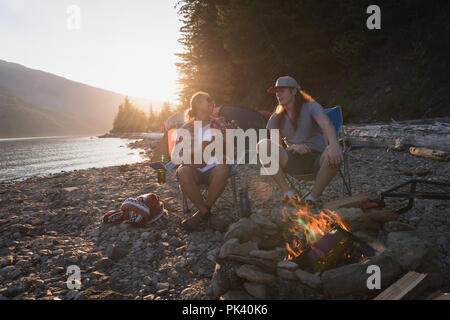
[267,76,300,94]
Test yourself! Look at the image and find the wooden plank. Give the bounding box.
[323,193,368,210]
[365,208,399,223]
[434,293,450,300]
[373,271,427,300]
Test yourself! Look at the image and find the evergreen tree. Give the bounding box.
[111,97,149,133]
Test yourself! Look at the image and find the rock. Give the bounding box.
[65,290,82,300]
[219,239,258,259]
[208,215,231,233]
[168,236,183,248]
[250,213,278,230]
[249,250,281,261]
[5,280,28,298]
[143,276,153,286]
[10,223,34,235]
[383,221,415,233]
[352,229,379,244]
[277,260,298,271]
[105,244,128,261]
[94,257,114,269]
[295,269,322,289]
[243,282,267,299]
[210,262,243,298]
[223,218,259,243]
[321,253,402,298]
[63,187,79,193]
[437,236,447,247]
[277,268,297,280]
[269,205,286,227]
[386,231,430,270]
[140,232,151,239]
[236,264,275,284]
[0,256,14,268]
[120,234,130,242]
[64,178,88,187]
[156,282,169,290]
[220,290,255,300]
[0,266,21,280]
[222,254,277,273]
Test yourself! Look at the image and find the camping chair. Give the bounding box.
[285,106,353,199]
[161,113,240,219]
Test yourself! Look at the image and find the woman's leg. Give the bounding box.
[257,139,290,194]
[205,164,231,208]
[177,165,209,214]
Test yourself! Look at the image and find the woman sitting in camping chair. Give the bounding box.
[176,91,238,231]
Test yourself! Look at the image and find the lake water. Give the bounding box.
[0,136,146,182]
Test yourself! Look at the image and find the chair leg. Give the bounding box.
[285,173,303,198]
[231,175,239,218]
[344,154,352,196]
[338,166,352,197]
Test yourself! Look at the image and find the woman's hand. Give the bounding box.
[287,143,312,155]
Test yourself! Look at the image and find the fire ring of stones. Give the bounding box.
[210,194,442,300]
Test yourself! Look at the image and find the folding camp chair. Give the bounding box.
[179,166,239,219]
[285,106,353,199]
[161,113,240,219]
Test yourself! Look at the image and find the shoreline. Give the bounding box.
[0,137,152,184]
[0,145,448,300]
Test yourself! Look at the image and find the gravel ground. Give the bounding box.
[0,144,448,300]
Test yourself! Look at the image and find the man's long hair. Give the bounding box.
[274,89,315,130]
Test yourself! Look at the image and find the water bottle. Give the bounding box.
[239,188,251,217]
[157,154,166,184]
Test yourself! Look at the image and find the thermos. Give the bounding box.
[239,188,251,217]
[157,154,166,184]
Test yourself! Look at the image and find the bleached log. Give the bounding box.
[345,121,450,151]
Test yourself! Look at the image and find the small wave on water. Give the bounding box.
[0,136,146,182]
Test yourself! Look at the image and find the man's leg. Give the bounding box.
[205,164,231,208]
[257,139,290,194]
[177,165,209,215]
[310,154,338,199]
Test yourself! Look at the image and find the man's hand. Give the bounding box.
[323,144,343,168]
[287,143,312,155]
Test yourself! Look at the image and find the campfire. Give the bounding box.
[281,199,373,273]
[211,193,441,300]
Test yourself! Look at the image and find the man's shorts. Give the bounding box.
[283,149,322,175]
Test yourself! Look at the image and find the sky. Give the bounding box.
[0,0,183,105]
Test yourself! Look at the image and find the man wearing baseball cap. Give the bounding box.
[258,76,343,208]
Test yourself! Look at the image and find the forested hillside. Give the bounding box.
[0,60,158,137]
[175,0,450,122]
[0,87,92,138]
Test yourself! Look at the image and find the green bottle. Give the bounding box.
[158,154,166,184]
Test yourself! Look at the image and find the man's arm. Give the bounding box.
[314,112,343,168]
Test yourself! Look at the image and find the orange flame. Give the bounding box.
[282,198,350,260]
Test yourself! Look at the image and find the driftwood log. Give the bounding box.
[409,147,450,162]
[345,118,450,152]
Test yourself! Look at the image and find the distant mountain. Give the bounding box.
[0,59,161,138]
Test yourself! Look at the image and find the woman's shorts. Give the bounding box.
[283,149,322,175]
[176,164,217,185]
